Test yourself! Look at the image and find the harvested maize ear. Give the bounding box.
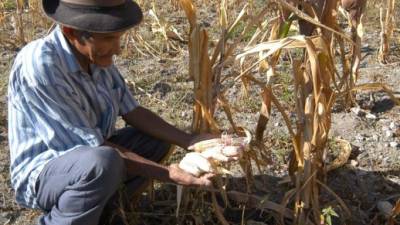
[180,133,251,177]
[187,138,222,151]
[188,133,251,152]
[178,152,214,177]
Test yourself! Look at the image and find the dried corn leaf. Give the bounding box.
[255,87,272,141]
[217,94,239,133]
[211,192,230,225]
[196,100,220,133]
[176,185,183,217]
[236,36,305,59]
[351,83,400,105]
[178,0,197,29]
[219,0,228,30]
[227,3,248,36]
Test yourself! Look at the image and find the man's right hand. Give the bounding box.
[168,164,214,187]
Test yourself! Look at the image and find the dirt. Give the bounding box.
[0,1,399,225]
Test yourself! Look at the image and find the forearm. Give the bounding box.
[103,140,212,187]
[103,140,172,182]
[122,106,193,149]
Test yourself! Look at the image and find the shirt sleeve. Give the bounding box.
[109,66,139,116]
[15,82,104,150]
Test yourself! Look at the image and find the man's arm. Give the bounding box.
[103,140,213,186]
[122,106,194,149]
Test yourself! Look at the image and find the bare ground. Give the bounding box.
[0,1,400,224]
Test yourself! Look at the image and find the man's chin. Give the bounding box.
[95,60,113,68]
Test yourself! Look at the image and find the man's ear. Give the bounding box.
[61,26,74,39]
[62,26,86,44]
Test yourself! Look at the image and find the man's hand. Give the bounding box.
[168,164,214,187]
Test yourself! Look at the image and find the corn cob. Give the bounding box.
[187,138,222,151]
[181,131,252,177]
[221,145,243,157]
[200,146,230,162]
[188,135,251,152]
[178,152,213,177]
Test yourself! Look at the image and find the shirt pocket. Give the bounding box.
[109,87,123,114]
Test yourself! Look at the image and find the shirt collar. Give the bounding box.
[49,26,82,73]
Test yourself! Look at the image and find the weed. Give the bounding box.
[321,206,339,225]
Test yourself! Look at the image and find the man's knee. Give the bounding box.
[82,147,125,189]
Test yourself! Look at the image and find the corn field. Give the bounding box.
[1,0,400,225]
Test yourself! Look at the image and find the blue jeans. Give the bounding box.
[35,127,172,225]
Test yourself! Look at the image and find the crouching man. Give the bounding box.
[8,0,214,224]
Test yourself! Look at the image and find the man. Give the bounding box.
[8,0,215,224]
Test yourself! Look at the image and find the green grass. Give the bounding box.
[2,0,16,10]
[277,69,295,104]
[228,20,258,42]
[269,131,292,165]
[238,93,262,113]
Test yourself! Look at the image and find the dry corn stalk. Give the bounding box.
[177,0,249,223]
[379,0,396,64]
[178,0,359,223]
[235,1,362,223]
[178,0,218,134]
[279,0,365,108]
[336,0,366,108]
[237,34,353,224]
[176,0,292,221]
[292,37,336,224]
[14,0,25,44]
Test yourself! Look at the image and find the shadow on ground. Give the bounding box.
[130,167,400,225]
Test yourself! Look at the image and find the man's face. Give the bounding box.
[74,30,126,68]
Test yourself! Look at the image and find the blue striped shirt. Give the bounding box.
[8,26,138,208]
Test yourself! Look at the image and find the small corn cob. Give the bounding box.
[187,138,222,151]
[178,152,213,177]
[189,129,252,152]
[200,146,230,162]
[221,145,243,157]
